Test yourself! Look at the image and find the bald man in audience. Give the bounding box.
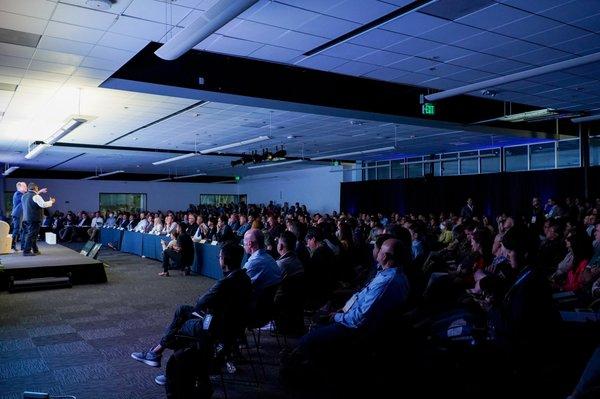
[243,229,282,293]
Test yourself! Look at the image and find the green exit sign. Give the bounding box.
[422,102,435,115]
[235,176,240,181]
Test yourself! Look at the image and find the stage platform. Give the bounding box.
[0,243,107,290]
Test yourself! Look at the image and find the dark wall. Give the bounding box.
[340,166,600,218]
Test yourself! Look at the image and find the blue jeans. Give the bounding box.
[22,221,40,254]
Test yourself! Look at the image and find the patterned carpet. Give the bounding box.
[0,244,302,399]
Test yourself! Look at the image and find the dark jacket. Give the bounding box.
[177,232,194,266]
[216,225,235,243]
[11,190,23,218]
[193,268,253,342]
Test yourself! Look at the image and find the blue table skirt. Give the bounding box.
[121,230,143,256]
[104,230,231,280]
[142,233,165,261]
[100,228,123,250]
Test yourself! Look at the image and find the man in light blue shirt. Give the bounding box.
[282,238,410,376]
[243,228,282,293]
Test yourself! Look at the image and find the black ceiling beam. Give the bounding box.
[103,42,577,140]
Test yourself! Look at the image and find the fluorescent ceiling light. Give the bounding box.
[47,118,86,145]
[82,170,125,180]
[199,136,271,154]
[153,172,207,182]
[173,172,207,180]
[425,50,600,102]
[247,159,304,169]
[25,143,51,160]
[155,0,259,60]
[496,109,557,123]
[152,152,198,166]
[311,146,396,161]
[572,113,600,123]
[2,166,19,176]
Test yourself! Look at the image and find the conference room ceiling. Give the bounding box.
[0,0,599,179]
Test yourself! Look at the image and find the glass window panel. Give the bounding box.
[200,194,243,205]
[441,154,458,176]
[557,138,580,168]
[480,149,500,173]
[460,151,478,175]
[433,155,442,176]
[589,135,600,166]
[366,161,376,180]
[504,145,528,171]
[407,157,423,178]
[529,142,555,170]
[376,161,390,180]
[99,193,146,214]
[391,160,404,179]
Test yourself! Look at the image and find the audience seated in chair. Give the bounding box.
[130,242,252,395]
[160,222,194,277]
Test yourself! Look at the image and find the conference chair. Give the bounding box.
[0,220,13,254]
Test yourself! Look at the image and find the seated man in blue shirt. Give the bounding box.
[281,238,410,382]
[243,228,282,325]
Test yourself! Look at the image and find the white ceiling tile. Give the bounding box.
[296,54,347,71]
[32,49,85,66]
[525,25,590,47]
[540,0,600,23]
[51,3,117,30]
[206,36,264,56]
[0,66,26,78]
[110,15,168,41]
[216,19,286,45]
[391,71,435,85]
[513,48,572,65]
[457,3,529,30]
[0,10,47,35]
[363,67,404,81]
[248,45,302,63]
[572,13,600,33]
[447,69,497,83]
[420,22,483,44]
[29,60,76,75]
[64,76,103,87]
[73,67,112,79]
[270,30,328,52]
[453,31,512,51]
[96,32,149,52]
[38,36,95,56]
[0,42,35,58]
[321,43,375,60]
[123,0,193,24]
[493,15,557,38]
[349,29,410,49]
[382,12,448,36]
[331,61,378,76]
[386,37,442,56]
[389,56,436,72]
[275,0,345,14]
[23,69,69,83]
[325,0,396,24]
[80,56,124,70]
[44,21,105,44]
[87,46,135,63]
[58,0,135,15]
[482,40,540,58]
[498,0,573,13]
[0,55,30,69]
[416,45,473,63]
[0,74,21,85]
[356,50,401,66]
[0,0,55,20]
[477,59,530,74]
[553,34,600,55]
[245,1,320,30]
[450,53,502,68]
[297,14,359,39]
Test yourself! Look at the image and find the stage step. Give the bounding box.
[9,275,72,293]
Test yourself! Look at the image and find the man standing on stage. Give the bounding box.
[21,182,55,256]
[10,182,27,251]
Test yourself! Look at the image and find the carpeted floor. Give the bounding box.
[0,244,301,399]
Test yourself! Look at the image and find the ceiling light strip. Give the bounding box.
[2,166,19,176]
[199,135,271,154]
[82,170,125,180]
[311,146,396,161]
[25,143,51,160]
[247,159,304,169]
[152,152,198,166]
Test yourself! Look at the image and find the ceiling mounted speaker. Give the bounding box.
[85,0,112,10]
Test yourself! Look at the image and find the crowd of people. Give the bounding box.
[8,183,600,398]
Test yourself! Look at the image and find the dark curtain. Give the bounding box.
[340,166,599,218]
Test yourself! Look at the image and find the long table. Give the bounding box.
[99,228,224,279]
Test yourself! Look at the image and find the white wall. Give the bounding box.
[239,166,343,214]
[5,178,240,213]
[5,166,343,214]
